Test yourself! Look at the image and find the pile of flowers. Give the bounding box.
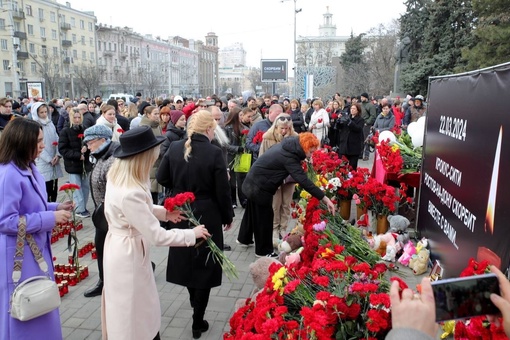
[355,178,408,217]
[225,196,409,339]
[375,131,422,174]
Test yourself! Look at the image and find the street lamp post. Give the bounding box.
[281,0,301,99]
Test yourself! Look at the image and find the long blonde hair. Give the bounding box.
[107,146,160,188]
[184,110,217,162]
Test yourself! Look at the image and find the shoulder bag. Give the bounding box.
[92,201,108,232]
[9,216,61,321]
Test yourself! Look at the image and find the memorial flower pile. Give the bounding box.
[375,131,422,174]
[225,197,398,339]
[355,178,406,216]
[164,192,238,280]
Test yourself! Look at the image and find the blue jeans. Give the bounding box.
[69,172,90,213]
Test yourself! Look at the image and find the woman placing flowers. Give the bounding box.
[102,126,209,340]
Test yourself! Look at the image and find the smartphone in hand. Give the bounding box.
[431,273,501,322]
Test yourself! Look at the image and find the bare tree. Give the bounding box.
[30,53,61,99]
[246,68,263,94]
[296,40,336,67]
[140,63,164,98]
[74,63,101,98]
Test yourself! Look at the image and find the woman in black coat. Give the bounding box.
[159,110,186,158]
[289,99,305,133]
[156,110,233,339]
[58,108,93,217]
[333,102,365,169]
[237,132,336,257]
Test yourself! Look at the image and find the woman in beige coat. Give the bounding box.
[259,113,298,244]
[102,126,210,340]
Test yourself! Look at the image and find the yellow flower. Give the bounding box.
[272,267,287,294]
[300,190,311,199]
[321,248,335,258]
[391,144,400,152]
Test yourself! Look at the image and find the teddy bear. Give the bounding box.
[234,257,281,310]
[278,234,304,265]
[368,233,396,260]
[387,215,411,245]
[398,241,416,266]
[409,249,430,275]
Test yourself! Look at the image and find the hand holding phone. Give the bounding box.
[490,266,510,337]
[432,273,501,322]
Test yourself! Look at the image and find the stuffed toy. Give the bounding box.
[415,237,428,253]
[368,234,391,259]
[387,215,411,245]
[398,241,416,266]
[234,257,281,310]
[409,249,430,275]
[278,234,303,253]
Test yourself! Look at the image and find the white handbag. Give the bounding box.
[9,216,61,321]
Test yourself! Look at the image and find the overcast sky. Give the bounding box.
[73,0,406,68]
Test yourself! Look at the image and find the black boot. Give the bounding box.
[84,280,103,297]
[192,320,209,339]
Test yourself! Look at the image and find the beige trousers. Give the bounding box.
[272,182,296,236]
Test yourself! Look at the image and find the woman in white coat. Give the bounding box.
[102,126,210,340]
[95,104,123,142]
[308,99,330,145]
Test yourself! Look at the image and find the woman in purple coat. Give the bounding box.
[0,119,72,340]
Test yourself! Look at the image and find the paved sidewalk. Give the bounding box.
[52,153,422,339]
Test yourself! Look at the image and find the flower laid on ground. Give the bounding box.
[356,178,405,216]
[164,192,238,280]
[59,183,81,278]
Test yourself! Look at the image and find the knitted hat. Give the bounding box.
[170,110,184,124]
[360,92,369,99]
[83,124,113,143]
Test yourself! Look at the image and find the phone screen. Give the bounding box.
[431,273,501,322]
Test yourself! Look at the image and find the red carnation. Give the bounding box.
[77,134,84,139]
[318,118,323,123]
[252,130,264,144]
[241,129,249,135]
[52,141,58,146]
[117,128,125,134]
[331,113,338,120]
[59,183,80,191]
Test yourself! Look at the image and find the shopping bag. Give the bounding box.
[234,153,252,173]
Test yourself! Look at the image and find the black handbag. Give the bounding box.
[92,202,108,232]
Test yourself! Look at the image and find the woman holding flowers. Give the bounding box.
[259,113,298,243]
[308,99,330,145]
[31,102,63,202]
[225,107,252,208]
[156,110,233,339]
[102,126,209,340]
[0,118,72,340]
[333,102,365,170]
[58,108,92,217]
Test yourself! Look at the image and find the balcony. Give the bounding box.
[98,65,107,72]
[17,51,29,59]
[103,50,113,56]
[61,40,72,47]
[130,51,140,59]
[14,31,27,40]
[13,10,25,20]
[63,57,72,64]
[119,51,128,59]
[60,22,71,30]
[113,66,120,72]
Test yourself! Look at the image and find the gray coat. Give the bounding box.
[373,112,395,132]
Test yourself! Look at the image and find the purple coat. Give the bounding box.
[0,162,62,340]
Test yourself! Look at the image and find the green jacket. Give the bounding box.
[360,101,377,126]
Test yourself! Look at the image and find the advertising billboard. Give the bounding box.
[261,59,288,83]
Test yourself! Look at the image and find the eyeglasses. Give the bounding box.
[278,116,291,122]
[85,139,99,146]
[117,102,124,106]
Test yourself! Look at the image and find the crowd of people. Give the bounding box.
[2,90,510,340]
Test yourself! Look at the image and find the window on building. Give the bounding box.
[50,11,56,22]
[25,5,32,16]
[88,22,93,31]
[0,39,7,50]
[0,19,5,30]
[27,24,33,35]
[51,29,57,40]
[97,40,101,51]
[72,34,76,43]
[81,36,85,45]
[73,50,77,58]
[38,8,44,21]
[14,22,20,31]
[40,27,46,38]
[41,46,47,55]
[5,82,13,97]
[108,42,111,51]
[113,43,116,52]
[90,52,94,60]
[53,47,58,56]
[70,17,75,27]
[89,37,93,46]
[3,60,10,70]
[31,62,36,73]
[80,20,84,29]
[29,43,35,53]
[82,51,86,60]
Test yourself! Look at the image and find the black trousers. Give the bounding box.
[94,227,108,282]
[187,287,211,328]
[45,179,58,202]
[237,199,274,256]
[346,155,359,170]
[229,171,247,205]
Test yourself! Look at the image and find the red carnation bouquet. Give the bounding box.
[252,130,264,144]
[59,183,82,277]
[164,192,238,280]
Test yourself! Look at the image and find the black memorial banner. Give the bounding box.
[417,63,510,277]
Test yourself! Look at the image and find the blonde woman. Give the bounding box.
[156,110,233,339]
[95,104,123,141]
[308,99,330,144]
[139,105,163,204]
[259,113,299,243]
[102,126,209,340]
[126,103,139,122]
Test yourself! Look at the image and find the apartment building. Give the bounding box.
[0,0,97,99]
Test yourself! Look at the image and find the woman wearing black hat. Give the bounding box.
[156,110,233,339]
[101,126,210,340]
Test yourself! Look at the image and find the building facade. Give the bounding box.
[218,42,246,69]
[0,0,97,99]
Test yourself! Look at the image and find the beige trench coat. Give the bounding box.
[101,182,196,340]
